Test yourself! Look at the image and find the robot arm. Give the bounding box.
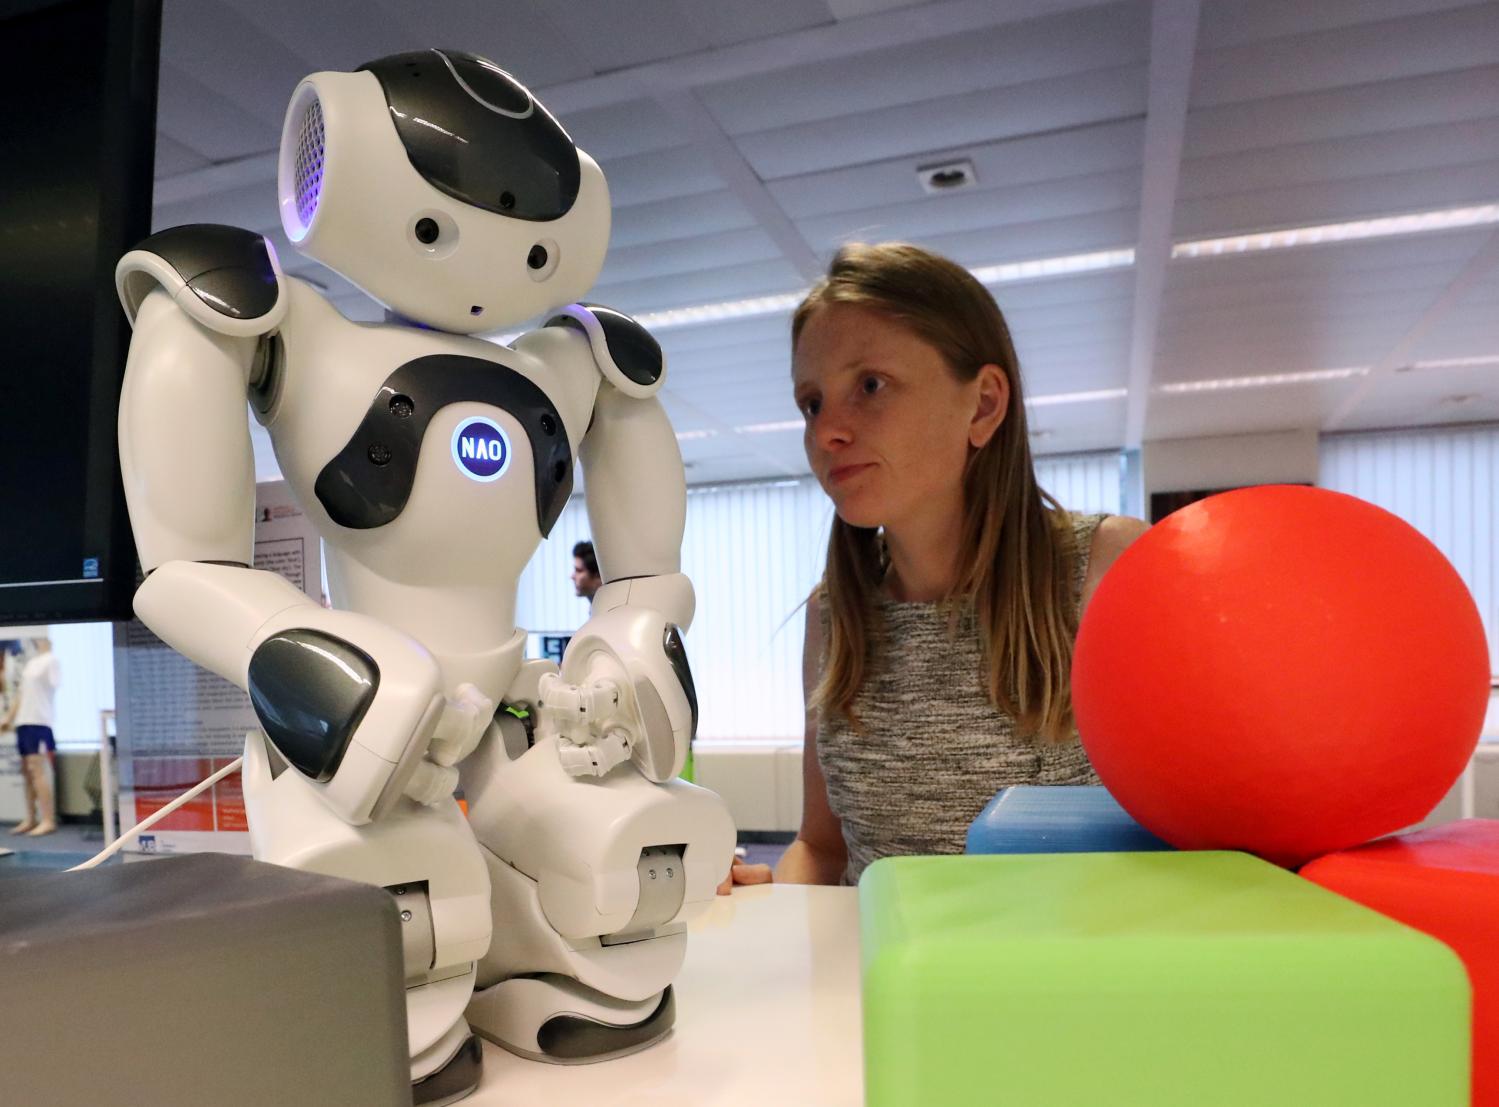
[530,305,697,783]
[117,231,488,827]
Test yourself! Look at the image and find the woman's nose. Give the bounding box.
[811,405,853,453]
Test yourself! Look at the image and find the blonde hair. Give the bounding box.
[792,242,1082,743]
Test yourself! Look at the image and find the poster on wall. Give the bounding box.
[113,481,322,855]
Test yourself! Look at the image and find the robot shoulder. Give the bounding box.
[543,303,664,399]
[116,224,288,339]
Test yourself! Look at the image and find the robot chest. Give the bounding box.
[310,353,574,537]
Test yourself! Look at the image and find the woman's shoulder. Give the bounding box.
[1076,513,1151,613]
[1088,514,1150,559]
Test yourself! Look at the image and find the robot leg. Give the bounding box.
[242,731,492,1100]
[459,716,734,1062]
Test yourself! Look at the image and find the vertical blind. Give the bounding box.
[1036,451,1124,518]
[515,451,1125,743]
[1319,424,1498,670]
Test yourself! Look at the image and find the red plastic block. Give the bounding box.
[1302,819,1499,1107]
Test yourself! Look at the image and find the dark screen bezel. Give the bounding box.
[0,0,160,624]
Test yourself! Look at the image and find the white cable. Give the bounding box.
[67,756,245,871]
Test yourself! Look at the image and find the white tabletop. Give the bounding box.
[467,884,864,1105]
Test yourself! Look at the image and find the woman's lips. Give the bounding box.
[828,462,874,485]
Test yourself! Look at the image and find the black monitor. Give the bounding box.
[0,0,160,623]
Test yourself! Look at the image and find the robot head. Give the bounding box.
[277,50,610,334]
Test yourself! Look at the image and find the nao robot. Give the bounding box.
[114,49,735,1104]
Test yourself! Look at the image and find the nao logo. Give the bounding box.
[451,417,512,483]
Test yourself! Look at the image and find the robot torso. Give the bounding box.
[262,280,602,668]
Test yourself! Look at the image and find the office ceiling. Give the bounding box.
[148,0,1499,484]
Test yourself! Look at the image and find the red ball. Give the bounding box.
[1073,485,1491,868]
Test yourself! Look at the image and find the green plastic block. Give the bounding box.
[860,852,1470,1107]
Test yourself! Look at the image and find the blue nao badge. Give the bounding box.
[452,417,511,482]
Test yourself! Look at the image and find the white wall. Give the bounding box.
[47,622,114,751]
[0,621,113,751]
[1142,428,1321,502]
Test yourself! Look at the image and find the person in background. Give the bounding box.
[571,540,603,605]
[722,242,1149,892]
[2,636,62,837]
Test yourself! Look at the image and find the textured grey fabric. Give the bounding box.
[818,512,1108,884]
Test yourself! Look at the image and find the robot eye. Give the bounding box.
[414,218,440,245]
[527,244,549,270]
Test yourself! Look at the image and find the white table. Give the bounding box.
[467,884,864,1105]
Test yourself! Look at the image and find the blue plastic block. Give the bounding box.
[965,785,1173,854]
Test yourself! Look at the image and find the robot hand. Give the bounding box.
[247,606,494,824]
[537,605,697,784]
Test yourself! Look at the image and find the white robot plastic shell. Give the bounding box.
[277,68,611,334]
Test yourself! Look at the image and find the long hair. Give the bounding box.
[793,243,1082,743]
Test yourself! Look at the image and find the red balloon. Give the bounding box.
[1072,485,1491,868]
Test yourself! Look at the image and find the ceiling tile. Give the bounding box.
[736,64,1147,181]
[154,61,281,162]
[795,169,1141,254]
[159,0,319,130]
[609,190,759,250]
[1196,0,1483,50]
[1190,3,1499,109]
[536,0,711,72]
[1174,160,1499,240]
[152,133,212,177]
[1182,65,1499,160]
[587,258,807,314]
[698,0,1147,135]
[767,118,1144,219]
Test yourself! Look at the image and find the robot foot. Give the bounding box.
[411,1022,483,1106]
[466,974,675,1065]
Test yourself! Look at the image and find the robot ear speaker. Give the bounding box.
[290,95,326,233]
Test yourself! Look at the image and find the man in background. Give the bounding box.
[571,540,602,606]
[1,636,60,837]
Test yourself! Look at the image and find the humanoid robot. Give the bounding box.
[114,49,735,1105]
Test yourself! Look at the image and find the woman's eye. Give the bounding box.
[860,375,883,396]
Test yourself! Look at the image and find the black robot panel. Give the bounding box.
[314,354,573,535]
[132,224,280,320]
[360,50,581,221]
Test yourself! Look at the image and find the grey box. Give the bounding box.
[0,853,410,1107]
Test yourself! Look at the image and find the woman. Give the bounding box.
[723,243,1148,890]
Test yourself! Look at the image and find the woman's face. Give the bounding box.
[792,303,1006,531]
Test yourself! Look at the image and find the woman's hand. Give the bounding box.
[716,857,773,895]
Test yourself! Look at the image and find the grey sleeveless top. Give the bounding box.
[817,511,1108,884]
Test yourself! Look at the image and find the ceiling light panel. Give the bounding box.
[1171,204,1499,260]
[1025,388,1128,406]
[1409,354,1499,370]
[1157,367,1369,393]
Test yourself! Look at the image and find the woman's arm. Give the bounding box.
[773,591,848,886]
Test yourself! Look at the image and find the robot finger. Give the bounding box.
[427,682,495,767]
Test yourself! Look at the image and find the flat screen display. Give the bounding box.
[0,0,160,622]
